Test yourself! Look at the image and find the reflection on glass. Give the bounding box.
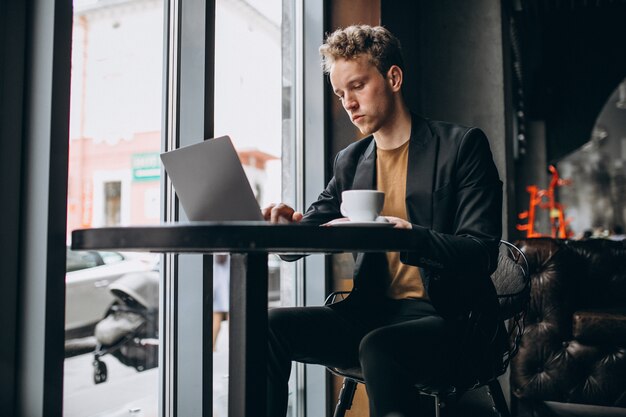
[65,0,163,416]
[213,0,297,416]
[557,78,626,238]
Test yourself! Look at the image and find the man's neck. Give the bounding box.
[373,103,412,150]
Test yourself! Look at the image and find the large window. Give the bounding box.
[211,1,299,416]
[64,0,302,416]
[64,0,163,415]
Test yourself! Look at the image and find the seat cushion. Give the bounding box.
[573,309,626,345]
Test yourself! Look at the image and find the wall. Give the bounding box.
[383,0,512,237]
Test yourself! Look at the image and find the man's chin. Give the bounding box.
[354,123,374,136]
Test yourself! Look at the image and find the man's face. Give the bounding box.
[329,54,396,136]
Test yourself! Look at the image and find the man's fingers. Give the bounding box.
[271,203,292,223]
[261,203,276,220]
[263,203,301,224]
[270,205,282,223]
[384,216,412,229]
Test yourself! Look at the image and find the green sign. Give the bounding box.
[132,152,161,181]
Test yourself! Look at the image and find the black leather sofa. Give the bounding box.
[511,238,626,416]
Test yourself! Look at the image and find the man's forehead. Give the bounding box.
[329,55,376,80]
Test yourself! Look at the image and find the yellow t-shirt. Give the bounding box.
[376,140,426,299]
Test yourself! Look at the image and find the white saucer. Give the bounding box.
[329,220,394,228]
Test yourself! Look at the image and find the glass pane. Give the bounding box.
[66,249,102,272]
[99,251,125,265]
[213,0,298,416]
[65,0,163,415]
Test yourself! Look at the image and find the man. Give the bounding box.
[263,25,506,417]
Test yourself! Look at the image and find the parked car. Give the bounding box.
[65,247,158,339]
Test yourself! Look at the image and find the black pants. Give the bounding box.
[267,293,455,417]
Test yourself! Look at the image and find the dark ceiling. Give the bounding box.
[513,0,626,162]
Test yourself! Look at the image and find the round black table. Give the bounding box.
[72,222,415,417]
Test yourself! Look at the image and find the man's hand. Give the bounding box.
[262,203,304,224]
[383,216,413,229]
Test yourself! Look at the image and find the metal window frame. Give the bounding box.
[161,0,328,415]
[161,0,215,416]
[300,1,328,416]
[2,1,73,416]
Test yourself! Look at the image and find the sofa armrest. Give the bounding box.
[573,308,626,345]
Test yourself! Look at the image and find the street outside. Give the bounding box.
[63,322,230,417]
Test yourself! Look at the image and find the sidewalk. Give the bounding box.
[63,321,230,417]
[63,351,158,417]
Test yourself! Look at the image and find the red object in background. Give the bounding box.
[517,165,574,239]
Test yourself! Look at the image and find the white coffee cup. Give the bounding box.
[340,190,385,222]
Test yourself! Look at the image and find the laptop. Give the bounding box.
[160,136,264,221]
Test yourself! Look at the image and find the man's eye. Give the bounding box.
[353,83,363,90]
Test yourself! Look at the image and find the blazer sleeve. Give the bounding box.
[400,128,502,276]
[298,154,343,226]
[279,154,343,262]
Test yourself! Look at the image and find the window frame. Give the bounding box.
[161,0,329,416]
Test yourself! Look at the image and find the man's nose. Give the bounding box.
[343,94,357,111]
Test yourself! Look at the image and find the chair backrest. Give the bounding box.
[490,240,530,369]
[491,241,530,320]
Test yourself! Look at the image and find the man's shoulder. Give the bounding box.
[418,117,491,157]
[335,135,375,160]
[424,118,485,144]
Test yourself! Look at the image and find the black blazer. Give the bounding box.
[299,114,503,320]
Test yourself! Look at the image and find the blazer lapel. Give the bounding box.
[347,117,439,226]
[351,137,376,190]
[351,138,376,286]
[406,115,438,228]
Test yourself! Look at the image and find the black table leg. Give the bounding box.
[229,252,268,417]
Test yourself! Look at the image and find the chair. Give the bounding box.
[325,240,530,417]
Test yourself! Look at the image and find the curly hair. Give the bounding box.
[319,25,404,76]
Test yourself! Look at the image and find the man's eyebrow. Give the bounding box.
[333,76,368,96]
[347,76,367,86]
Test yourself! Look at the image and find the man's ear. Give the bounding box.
[386,65,403,92]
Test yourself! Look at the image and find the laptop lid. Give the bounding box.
[160,136,264,221]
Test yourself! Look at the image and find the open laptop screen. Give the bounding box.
[160,136,264,221]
